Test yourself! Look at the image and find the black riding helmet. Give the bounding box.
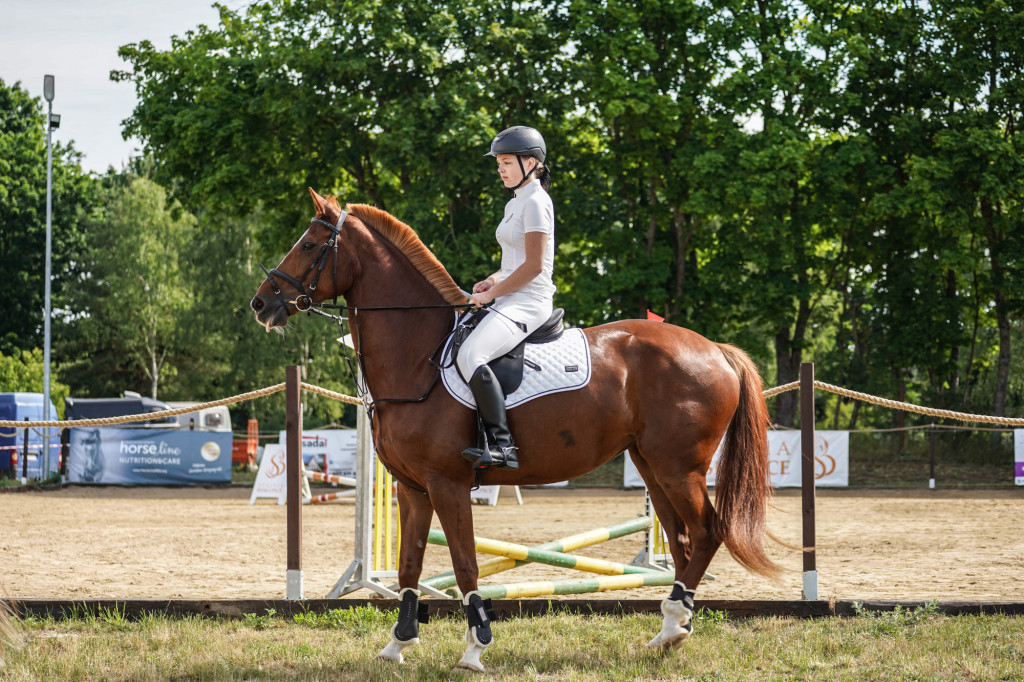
[485,126,546,190]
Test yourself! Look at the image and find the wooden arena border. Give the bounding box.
[7,598,1024,621]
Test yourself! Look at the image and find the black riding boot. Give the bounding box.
[461,366,519,470]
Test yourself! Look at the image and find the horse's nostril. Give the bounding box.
[251,296,264,312]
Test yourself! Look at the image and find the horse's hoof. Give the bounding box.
[456,625,489,672]
[647,597,693,649]
[378,636,418,663]
[455,660,486,673]
[646,630,690,649]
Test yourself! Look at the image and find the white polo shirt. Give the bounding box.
[495,179,556,302]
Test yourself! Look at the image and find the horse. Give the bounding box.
[250,189,779,672]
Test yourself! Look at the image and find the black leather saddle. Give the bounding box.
[452,308,565,397]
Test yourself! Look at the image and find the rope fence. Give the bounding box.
[764,380,1024,427]
[3,377,1023,430]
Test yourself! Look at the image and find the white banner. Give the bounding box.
[1015,429,1024,486]
[623,430,849,488]
[250,444,288,504]
[277,429,357,479]
[471,485,501,505]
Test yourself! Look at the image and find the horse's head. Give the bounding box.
[250,189,359,330]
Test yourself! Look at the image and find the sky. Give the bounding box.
[1,0,247,174]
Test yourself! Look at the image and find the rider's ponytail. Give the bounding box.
[538,163,551,192]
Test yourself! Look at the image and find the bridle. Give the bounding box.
[259,210,349,313]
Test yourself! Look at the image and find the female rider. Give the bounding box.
[457,126,555,470]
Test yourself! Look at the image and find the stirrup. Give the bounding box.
[461,446,494,470]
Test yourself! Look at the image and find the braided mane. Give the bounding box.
[325,199,465,306]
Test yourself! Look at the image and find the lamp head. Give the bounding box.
[43,75,54,102]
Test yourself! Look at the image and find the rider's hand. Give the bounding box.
[472,277,494,294]
[469,290,495,308]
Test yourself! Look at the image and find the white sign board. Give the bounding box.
[623,430,850,488]
[1015,429,1024,486]
[471,485,501,505]
[250,444,288,504]
[277,429,357,479]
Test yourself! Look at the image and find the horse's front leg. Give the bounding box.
[378,482,433,664]
[430,477,494,673]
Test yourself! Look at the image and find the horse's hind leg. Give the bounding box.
[378,482,433,663]
[631,447,720,648]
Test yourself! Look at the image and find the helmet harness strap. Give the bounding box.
[511,155,537,191]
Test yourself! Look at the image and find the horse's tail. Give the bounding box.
[712,343,781,579]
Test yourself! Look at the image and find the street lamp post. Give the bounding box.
[42,75,59,481]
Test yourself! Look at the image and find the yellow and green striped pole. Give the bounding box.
[421,516,653,590]
[474,572,677,599]
[425,518,662,590]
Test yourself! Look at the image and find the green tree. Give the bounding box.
[553,0,744,331]
[60,175,194,399]
[0,78,96,355]
[0,348,69,416]
[113,0,570,288]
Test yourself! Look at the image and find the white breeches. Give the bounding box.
[456,296,553,381]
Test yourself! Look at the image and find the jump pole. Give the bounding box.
[800,362,818,600]
[302,470,357,505]
[426,528,663,584]
[420,516,653,591]
[304,470,357,487]
[285,365,303,599]
[474,572,677,600]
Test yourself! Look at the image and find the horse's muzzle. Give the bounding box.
[250,293,290,330]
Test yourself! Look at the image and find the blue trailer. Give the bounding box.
[0,393,60,479]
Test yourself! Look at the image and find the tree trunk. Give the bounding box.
[983,201,1011,417]
[994,303,1011,417]
[773,296,811,427]
[773,328,800,426]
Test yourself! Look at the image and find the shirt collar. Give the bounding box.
[513,178,541,198]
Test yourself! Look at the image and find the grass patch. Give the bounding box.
[2,608,1022,681]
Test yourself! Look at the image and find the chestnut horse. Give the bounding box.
[251,190,778,672]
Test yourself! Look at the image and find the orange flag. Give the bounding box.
[646,310,665,322]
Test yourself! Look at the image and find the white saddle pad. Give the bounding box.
[442,328,592,409]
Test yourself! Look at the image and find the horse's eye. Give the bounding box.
[301,241,317,251]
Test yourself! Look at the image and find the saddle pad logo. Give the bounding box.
[442,328,592,410]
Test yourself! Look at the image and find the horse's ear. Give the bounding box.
[309,187,325,214]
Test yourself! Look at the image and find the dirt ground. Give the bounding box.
[3,485,1022,602]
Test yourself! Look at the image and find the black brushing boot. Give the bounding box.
[460,365,519,470]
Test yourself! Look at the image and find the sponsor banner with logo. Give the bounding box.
[68,428,232,485]
[251,443,288,504]
[624,430,849,488]
[1015,430,1024,486]
[277,429,357,479]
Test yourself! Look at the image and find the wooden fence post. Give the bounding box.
[800,363,818,600]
